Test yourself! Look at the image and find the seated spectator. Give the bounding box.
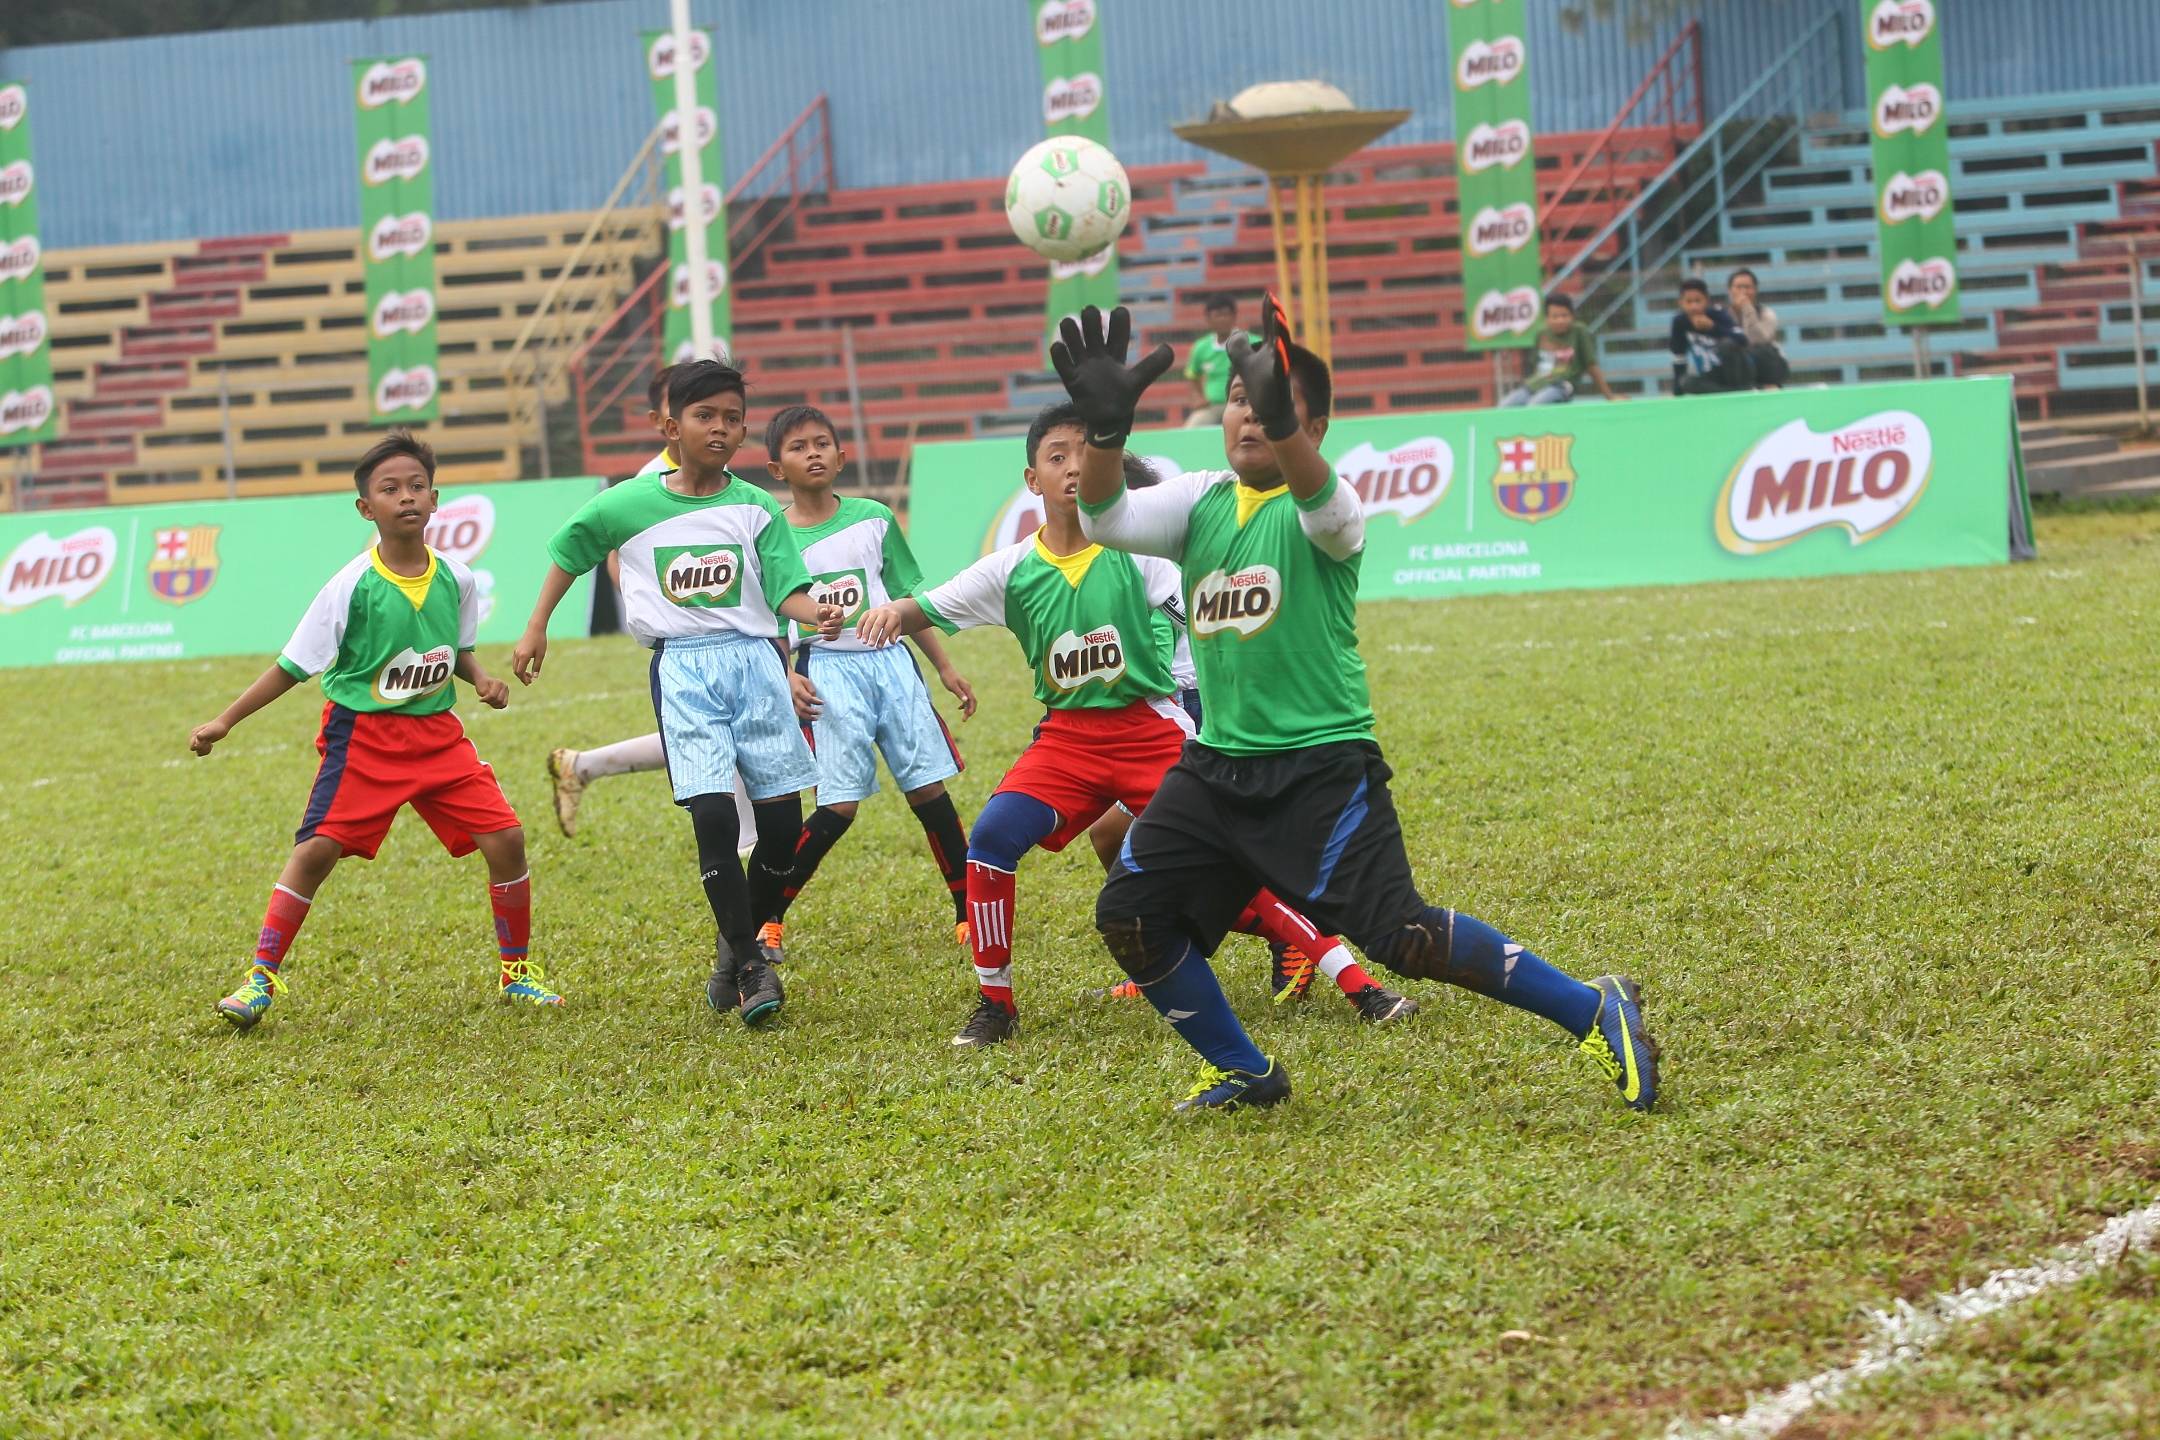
[1727,268,1791,389]
[1669,278,1750,395]
[1500,293,1621,406]
[1182,294,1248,426]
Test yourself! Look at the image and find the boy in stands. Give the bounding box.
[193,431,560,1028]
[856,403,1412,1048]
[513,361,842,1027]
[1053,302,1661,1112]
[753,403,977,964]
[546,363,757,858]
[1499,293,1621,407]
[1088,453,1410,1021]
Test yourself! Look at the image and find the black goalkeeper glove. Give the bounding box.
[1048,304,1174,449]
[1225,291,1301,442]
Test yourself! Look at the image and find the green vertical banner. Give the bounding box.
[644,28,730,363]
[1864,0,1959,325]
[0,81,57,447]
[1034,0,1119,346]
[1449,0,1541,351]
[355,56,438,423]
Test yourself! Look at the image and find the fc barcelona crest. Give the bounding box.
[1492,435,1577,522]
[149,525,221,605]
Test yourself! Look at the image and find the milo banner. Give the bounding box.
[909,378,2032,601]
[0,79,56,447]
[1034,0,1119,347]
[0,478,599,669]
[1448,0,1541,351]
[355,56,438,422]
[1864,0,1959,324]
[644,28,731,361]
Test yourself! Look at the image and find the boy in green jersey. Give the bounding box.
[513,362,843,1028]
[191,431,560,1028]
[1054,302,1662,1113]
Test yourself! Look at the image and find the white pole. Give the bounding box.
[669,0,715,361]
[2130,238,2150,434]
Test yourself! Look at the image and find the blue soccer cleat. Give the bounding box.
[499,959,565,1007]
[216,964,284,1029]
[1579,974,1660,1112]
[1173,1057,1291,1113]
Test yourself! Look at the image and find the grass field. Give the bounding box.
[3,502,2157,1439]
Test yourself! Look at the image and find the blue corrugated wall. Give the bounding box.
[4,0,2155,251]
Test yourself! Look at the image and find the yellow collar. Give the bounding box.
[1236,482,1289,528]
[371,547,437,611]
[1032,532,1101,588]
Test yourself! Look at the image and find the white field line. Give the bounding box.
[1667,1197,2160,1440]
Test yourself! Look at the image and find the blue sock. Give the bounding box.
[1448,910,1602,1038]
[1140,943,1269,1074]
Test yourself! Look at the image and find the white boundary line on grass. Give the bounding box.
[1666,1197,2160,1439]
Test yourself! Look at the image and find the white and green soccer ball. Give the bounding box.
[1004,136,1131,263]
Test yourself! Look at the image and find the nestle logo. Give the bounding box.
[358,58,426,108]
[1043,72,1103,125]
[1873,83,1943,139]
[1717,411,1932,554]
[1456,36,1525,90]
[0,161,32,207]
[1867,0,1936,48]
[1466,202,1535,258]
[1464,120,1531,173]
[369,212,432,261]
[1879,169,1950,226]
[1036,0,1097,45]
[1886,256,1957,312]
[0,236,38,284]
[1470,286,1541,342]
[0,85,24,131]
[364,136,429,186]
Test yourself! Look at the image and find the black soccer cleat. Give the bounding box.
[1348,983,1420,1025]
[950,997,1017,1048]
[706,946,739,1015]
[735,956,784,1027]
[1173,1057,1291,1113]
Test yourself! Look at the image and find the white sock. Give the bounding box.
[574,733,667,782]
[735,788,757,853]
[1314,942,1356,982]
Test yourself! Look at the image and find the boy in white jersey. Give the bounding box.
[192,431,561,1028]
[751,404,978,964]
[513,361,843,1027]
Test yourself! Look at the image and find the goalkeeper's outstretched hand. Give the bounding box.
[1226,292,1301,442]
[1048,304,1173,450]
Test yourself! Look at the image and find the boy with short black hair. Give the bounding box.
[1501,293,1620,407]
[1054,301,1660,1112]
[1183,294,1246,427]
[513,361,843,1027]
[1670,277,1748,395]
[754,403,978,962]
[193,429,558,1028]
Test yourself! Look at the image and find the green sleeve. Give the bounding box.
[913,589,961,635]
[545,488,619,577]
[879,510,924,598]
[1076,480,1128,518]
[1292,472,1342,511]
[275,655,311,682]
[755,505,812,610]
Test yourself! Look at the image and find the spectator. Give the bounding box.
[1499,293,1621,406]
[1727,268,1790,389]
[1182,295,1247,426]
[1669,278,1749,395]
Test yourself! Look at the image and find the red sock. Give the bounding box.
[489,872,532,976]
[965,860,1016,1012]
[1234,890,1375,995]
[254,884,312,971]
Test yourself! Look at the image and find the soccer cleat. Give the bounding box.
[216,964,284,1029]
[1173,1057,1291,1113]
[951,997,1018,1048]
[1579,974,1661,1112]
[706,947,739,1015]
[545,748,584,838]
[1269,943,1317,1004]
[735,955,784,1026]
[954,920,971,949]
[756,920,787,968]
[1085,978,1143,1001]
[1347,983,1419,1024]
[499,959,565,1007]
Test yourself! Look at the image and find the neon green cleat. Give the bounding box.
[216,965,284,1029]
[500,958,565,1007]
[1579,974,1660,1112]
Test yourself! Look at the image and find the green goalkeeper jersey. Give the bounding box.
[1080,468,1374,754]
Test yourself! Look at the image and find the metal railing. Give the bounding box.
[1539,21,1704,269]
[1547,8,1850,335]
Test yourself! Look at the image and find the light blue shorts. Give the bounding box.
[649,633,819,804]
[802,644,961,805]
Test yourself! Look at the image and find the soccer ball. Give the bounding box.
[1004,137,1131,263]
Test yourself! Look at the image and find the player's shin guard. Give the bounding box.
[489,872,531,969]
[774,806,853,920]
[254,883,312,972]
[688,793,755,963]
[1368,907,1600,1037]
[745,794,803,926]
[964,861,1016,1011]
[910,792,970,927]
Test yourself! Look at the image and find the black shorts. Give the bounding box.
[1101,738,1423,956]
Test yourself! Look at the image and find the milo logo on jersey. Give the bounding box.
[374,645,454,705]
[810,568,868,624]
[1190,565,1283,640]
[655,544,744,607]
[1045,624,1126,692]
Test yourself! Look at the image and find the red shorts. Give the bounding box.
[994,699,1194,852]
[296,703,519,860]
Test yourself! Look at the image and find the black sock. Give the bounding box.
[688,794,752,963]
[775,806,854,919]
[747,794,804,927]
[911,792,970,926]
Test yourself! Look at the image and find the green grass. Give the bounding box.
[3,505,2157,1439]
